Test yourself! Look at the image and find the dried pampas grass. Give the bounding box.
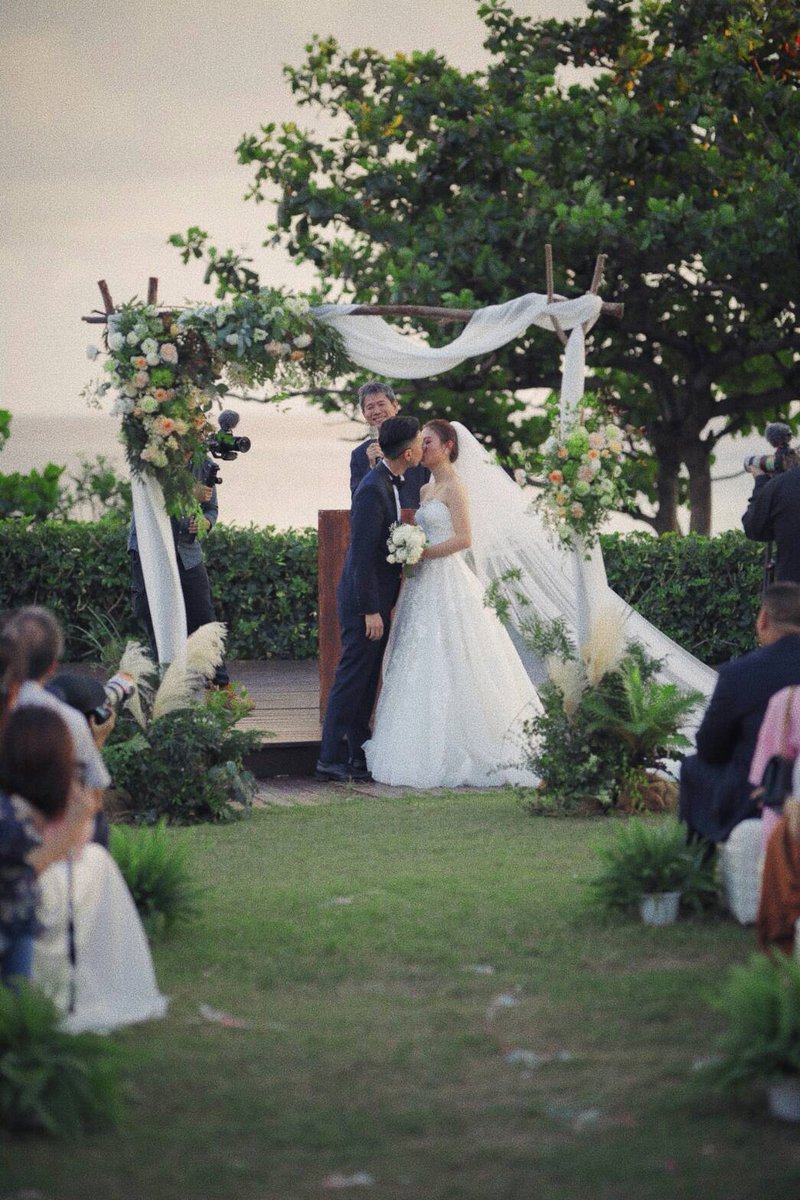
[117,640,157,729]
[581,605,629,688]
[545,654,586,718]
[151,622,227,721]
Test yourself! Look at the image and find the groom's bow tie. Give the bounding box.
[383,467,405,486]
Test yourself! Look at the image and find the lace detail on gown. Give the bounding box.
[364,499,541,788]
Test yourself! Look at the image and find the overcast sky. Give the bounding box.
[2,0,590,418]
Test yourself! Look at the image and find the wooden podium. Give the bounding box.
[317,508,414,718]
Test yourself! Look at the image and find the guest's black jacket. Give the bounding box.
[742,468,800,584]
[691,633,800,835]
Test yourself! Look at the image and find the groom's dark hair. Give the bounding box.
[379,415,420,459]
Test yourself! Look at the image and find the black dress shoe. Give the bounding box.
[315,761,354,783]
[348,761,373,782]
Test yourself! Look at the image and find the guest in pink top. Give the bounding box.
[749,684,800,849]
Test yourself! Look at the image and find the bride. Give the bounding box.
[364,418,717,790]
[364,419,542,788]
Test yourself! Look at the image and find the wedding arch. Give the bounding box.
[83,250,624,665]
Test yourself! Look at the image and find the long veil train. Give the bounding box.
[451,422,718,719]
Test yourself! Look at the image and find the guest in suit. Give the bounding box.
[350,381,429,509]
[318,416,423,782]
[680,582,800,844]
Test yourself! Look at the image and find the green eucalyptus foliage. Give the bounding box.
[590,817,716,913]
[176,0,800,535]
[712,953,800,1086]
[0,982,122,1136]
[109,821,199,936]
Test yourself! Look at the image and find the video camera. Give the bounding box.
[743,423,800,478]
[202,409,251,487]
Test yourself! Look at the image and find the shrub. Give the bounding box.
[711,953,800,1087]
[109,821,199,937]
[0,518,318,661]
[590,817,717,915]
[0,981,122,1136]
[104,692,261,824]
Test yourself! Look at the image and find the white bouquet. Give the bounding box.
[386,521,427,577]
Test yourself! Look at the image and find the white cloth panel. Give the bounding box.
[130,473,187,663]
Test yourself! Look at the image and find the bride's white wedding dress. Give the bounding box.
[364,498,542,789]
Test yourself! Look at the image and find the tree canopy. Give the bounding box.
[174,0,800,533]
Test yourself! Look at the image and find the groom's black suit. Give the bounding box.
[319,462,404,767]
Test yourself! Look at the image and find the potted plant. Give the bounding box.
[711,953,800,1121]
[590,817,715,924]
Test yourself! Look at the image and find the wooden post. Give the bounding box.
[317,510,351,718]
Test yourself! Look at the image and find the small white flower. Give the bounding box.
[107,332,125,352]
[253,328,267,342]
[293,333,312,349]
[141,338,158,355]
[146,352,160,367]
[225,333,239,346]
[126,331,139,346]
[86,344,100,361]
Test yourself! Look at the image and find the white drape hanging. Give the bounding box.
[130,474,187,664]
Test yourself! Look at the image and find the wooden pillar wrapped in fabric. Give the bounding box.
[317,507,416,718]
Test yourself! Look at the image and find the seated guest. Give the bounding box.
[3,607,113,828]
[350,381,430,508]
[0,705,90,985]
[680,583,800,845]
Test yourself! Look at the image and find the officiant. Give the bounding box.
[350,382,429,507]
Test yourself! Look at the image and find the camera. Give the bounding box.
[205,409,251,481]
[744,423,800,478]
[91,672,136,724]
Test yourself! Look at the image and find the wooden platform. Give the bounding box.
[230,659,322,778]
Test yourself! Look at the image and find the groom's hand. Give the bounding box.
[365,613,384,640]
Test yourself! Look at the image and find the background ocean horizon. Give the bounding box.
[5,401,766,535]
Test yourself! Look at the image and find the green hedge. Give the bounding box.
[0,518,317,661]
[600,530,764,667]
[0,519,766,665]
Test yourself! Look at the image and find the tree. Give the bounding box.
[174,0,800,533]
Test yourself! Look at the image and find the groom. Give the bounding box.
[317,415,424,782]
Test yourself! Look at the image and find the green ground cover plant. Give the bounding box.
[2,795,797,1198]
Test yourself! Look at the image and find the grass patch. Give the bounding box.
[2,793,796,1199]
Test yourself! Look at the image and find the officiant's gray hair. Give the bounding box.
[358,381,396,411]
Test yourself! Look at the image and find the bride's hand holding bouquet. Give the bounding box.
[386,522,427,578]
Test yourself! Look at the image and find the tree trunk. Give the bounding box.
[683,438,713,536]
[652,440,683,534]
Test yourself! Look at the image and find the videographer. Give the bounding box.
[128,452,230,687]
[742,422,800,585]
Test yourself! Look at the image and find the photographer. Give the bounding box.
[742,422,800,585]
[128,453,229,687]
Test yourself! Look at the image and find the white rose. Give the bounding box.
[141,338,158,355]
[107,332,125,352]
[293,333,312,349]
[146,352,160,367]
[126,331,140,346]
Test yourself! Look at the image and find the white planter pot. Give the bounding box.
[639,891,681,926]
[767,1077,800,1122]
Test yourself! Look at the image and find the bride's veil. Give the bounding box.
[451,421,717,709]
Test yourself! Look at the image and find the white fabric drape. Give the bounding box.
[130,474,187,663]
[312,293,602,379]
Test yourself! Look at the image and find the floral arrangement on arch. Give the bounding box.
[535,394,629,549]
[86,288,348,515]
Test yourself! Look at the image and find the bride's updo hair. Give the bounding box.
[424,419,459,462]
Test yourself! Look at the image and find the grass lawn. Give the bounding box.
[3,790,800,1199]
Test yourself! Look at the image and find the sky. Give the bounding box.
[0,0,765,530]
